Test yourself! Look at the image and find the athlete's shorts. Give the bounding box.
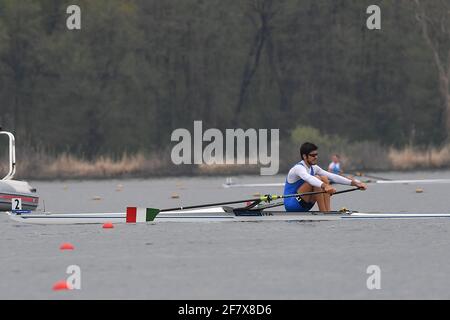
[284,196,315,212]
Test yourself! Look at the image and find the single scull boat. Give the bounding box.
[7,187,450,225]
[8,206,450,224]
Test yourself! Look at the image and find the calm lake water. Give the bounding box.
[1,171,450,299]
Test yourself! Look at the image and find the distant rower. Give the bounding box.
[284,143,367,212]
[328,154,342,175]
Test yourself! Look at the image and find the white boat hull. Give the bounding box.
[7,207,450,225]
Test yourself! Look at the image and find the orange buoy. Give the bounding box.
[102,222,114,229]
[59,243,74,250]
[52,280,70,291]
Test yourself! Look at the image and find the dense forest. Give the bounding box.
[1,0,450,177]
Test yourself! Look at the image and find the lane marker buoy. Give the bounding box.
[103,222,114,229]
[52,280,70,291]
[59,243,74,250]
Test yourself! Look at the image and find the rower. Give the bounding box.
[284,142,367,212]
[328,154,342,175]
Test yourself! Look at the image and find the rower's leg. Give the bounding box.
[298,181,327,211]
[297,182,322,211]
[297,182,314,203]
[311,183,328,212]
[318,176,331,211]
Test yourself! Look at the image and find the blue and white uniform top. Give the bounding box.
[285,160,351,191]
[283,160,353,212]
[328,162,341,174]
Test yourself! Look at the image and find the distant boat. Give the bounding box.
[0,129,39,211]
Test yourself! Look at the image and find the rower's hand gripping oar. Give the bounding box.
[125,187,362,223]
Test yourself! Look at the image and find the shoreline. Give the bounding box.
[3,144,450,181]
[10,165,450,182]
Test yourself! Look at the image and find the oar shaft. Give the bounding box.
[333,187,361,195]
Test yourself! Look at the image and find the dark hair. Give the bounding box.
[300,142,318,160]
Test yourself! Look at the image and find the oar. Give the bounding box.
[126,187,362,222]
[163,187,361,212]
[332,187,363,195]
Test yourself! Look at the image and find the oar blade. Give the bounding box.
[146,208,160,222]
[126,207,160,223]
[126,207,137,223]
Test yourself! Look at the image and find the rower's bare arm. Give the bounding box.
[321,183,336,194]
[318,167,352,186]
[351,180,367,190]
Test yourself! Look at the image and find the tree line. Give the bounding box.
[0,0,449,160]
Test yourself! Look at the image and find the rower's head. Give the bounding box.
[332,154,340,163]
[300,142,318,165]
